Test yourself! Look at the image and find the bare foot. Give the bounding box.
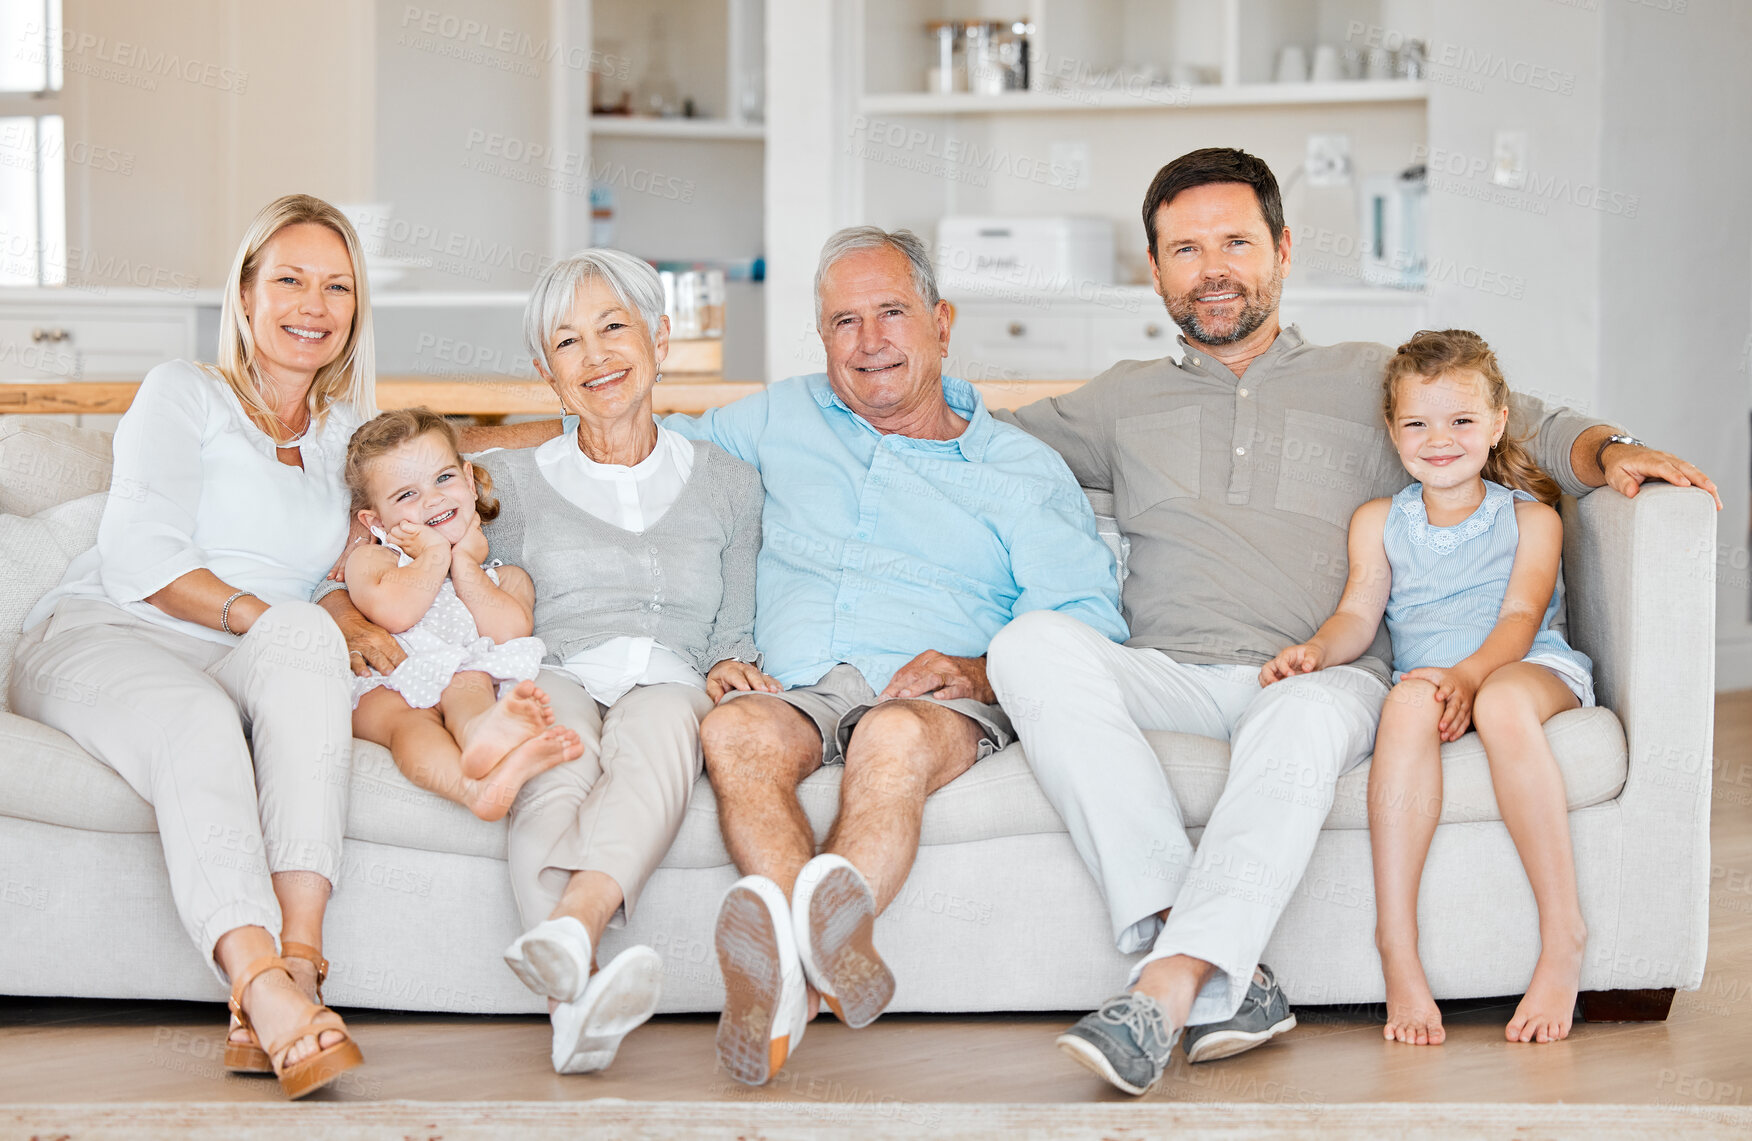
[467,725,582,822]
[231,966,344,1067]
[1380,946,1445,1045]
[459,681,553,779]
[1506,926,1586,1043]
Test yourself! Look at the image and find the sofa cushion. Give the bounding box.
[0,493,107,713]
[0,711,156,832]
[0,417,113,517]
[338,706,1626,865]
[0,703,1628,859]
[2,704,1628,864]
[346,739,508,859]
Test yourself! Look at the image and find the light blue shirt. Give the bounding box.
[619,373,1127,692]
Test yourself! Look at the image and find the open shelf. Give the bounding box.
[859,80,1427,116]
[588,116,766,141]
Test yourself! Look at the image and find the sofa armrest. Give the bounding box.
[1562,482,1716,989]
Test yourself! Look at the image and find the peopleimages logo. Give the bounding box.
[399,5,630,78]
[24,23,248,93]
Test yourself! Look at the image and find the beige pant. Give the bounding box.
[9,598,353,970]
[506,671,711,928]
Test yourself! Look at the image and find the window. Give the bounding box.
[0,0,65,286]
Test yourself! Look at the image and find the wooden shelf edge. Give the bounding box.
[859,81,1427,115]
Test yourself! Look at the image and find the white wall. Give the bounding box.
[762,0,851,380]
[61,0,375,291]
[372,0,554,294]
[1598,0,1752,688]
[1423,1,1605,414]
[1417,0,1751,688]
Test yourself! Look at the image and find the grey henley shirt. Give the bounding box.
[998,326,1600,683]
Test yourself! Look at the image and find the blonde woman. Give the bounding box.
[10,194,376,1098]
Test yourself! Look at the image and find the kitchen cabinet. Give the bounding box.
[947,286,1428,380]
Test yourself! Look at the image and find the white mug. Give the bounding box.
[1275,44,1309,83]
[1311,44,1343,83]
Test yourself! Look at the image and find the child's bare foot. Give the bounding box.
[1506,924,1586,1043]
[466,725,583,822]
[459,680,554,779]
[1380,945,1445,1045]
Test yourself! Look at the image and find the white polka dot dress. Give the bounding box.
[352,542,546,710]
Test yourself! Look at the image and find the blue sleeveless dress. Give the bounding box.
[1382,480,1594,706]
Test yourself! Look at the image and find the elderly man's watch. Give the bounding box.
[1593,431,1643,473]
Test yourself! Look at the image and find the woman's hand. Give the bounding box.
[327,516,375,582]
[1402,666,1479,741]
[706,659,782,702]
[340,609,406,677]
[1260,643,1325,687]
[452,517,490,570]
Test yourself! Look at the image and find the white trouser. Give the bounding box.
[506,673,711,930]
[988,609,1386,1025]
[9,598,354,977]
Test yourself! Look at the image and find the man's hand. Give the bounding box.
[1402,666,1479,742]
[706,659,783,702]
[879,651,994,704]
[1601,443,1722,510]
[1259,643,1325,687]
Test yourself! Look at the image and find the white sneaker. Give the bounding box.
[504,915,593,1004]
[550,944,665,1074]
[714,874,808,1086]
[792,853,895,1029]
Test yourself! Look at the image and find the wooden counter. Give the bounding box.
[1,375,1083,417]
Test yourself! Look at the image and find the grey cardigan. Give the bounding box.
[480,441,763,675]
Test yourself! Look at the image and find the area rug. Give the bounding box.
[8,1101,1752,1140]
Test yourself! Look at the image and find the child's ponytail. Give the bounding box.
[1383,329,1562,507]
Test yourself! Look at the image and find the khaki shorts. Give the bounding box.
[720,663,1014,765]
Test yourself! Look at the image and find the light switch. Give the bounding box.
[1492,130,1529,189]
[1306,134,1351,188]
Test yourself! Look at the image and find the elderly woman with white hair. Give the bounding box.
[482,249,766,1072]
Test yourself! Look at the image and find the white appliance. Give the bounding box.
[1359,168,1428,289]
[936,216,1115,296]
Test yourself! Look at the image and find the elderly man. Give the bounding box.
[455,227,1126,1085]
[673,227,1125,1085]
[985,147,1720,1096]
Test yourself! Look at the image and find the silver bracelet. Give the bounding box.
[220,590,254,635]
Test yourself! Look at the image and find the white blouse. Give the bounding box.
[533,424,707,705]
[28,359,363,646]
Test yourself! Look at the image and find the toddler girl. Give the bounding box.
[343,408,581,820]
[1260,329,1594,1047]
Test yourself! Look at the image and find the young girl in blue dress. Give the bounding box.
[1260,329,1594,1048]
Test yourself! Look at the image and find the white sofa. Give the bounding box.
[0,415,1716,1019]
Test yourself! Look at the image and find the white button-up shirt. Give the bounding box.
[533,424,707,704]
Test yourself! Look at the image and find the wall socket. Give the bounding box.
[1306,133,1352,188]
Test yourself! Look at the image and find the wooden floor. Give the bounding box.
[4,692,1748,1109]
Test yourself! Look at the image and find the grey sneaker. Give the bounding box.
[1056,992,1181,1095]
[1182,963,1297,1063]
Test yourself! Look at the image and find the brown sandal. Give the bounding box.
[224,942,330,1074]
[280,941,330,1002]
[229,954,365,1099]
